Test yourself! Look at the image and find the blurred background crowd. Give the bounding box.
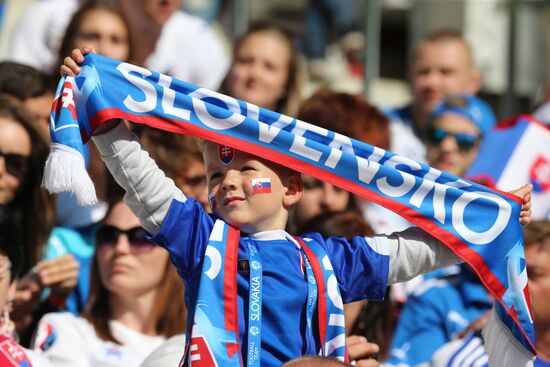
[0,0,549,366]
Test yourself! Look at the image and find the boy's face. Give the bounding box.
[203,143,301,233]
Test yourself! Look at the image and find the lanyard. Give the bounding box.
[300,250,319,353]
[246,241,262,367]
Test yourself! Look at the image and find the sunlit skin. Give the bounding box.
[426,114,481,177]
[23,93,54,140]
[73,9,130,61]
[526,237,550,360]
[294,175,350,228]
[411,40,480,130]
[97,202,169,299]
[203,142,302,234]
[227,32,291,111]
[174,157,208,210]
[0,118,31,204]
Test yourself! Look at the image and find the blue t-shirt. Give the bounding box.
[150,194,390,366]
[387,266,492,366]
[536,357,550,367]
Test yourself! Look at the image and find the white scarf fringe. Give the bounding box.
[41,143,98,206]
[483,306,535,367]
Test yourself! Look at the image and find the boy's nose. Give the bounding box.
[221,171,239,191]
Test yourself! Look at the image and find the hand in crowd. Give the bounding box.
[16,254,80,306]
[60,47,94,77]
[509,183,533,225]
[346,335,380,367]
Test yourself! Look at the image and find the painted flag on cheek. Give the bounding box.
[251,178,271,194]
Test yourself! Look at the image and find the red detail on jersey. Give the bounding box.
[189,336,217,367]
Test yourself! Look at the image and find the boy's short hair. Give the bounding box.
[282,356,351,367]
[524,221,550,246]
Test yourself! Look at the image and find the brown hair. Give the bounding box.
[298,210,374,238]
[135,125,202,179]
[0,95,54,272]
[524,221,550,246]
[297,88,390,150]
[219,22,302,116]
[55,0,134,74]
[84,200,186,343]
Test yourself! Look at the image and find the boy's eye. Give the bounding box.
[209,172,223,181]
[241,166,255,172]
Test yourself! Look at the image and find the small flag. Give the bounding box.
[251,178,271,194]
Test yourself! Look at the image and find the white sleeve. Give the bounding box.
[31,313,91,367]
[91,123,180,234]
[385,226,462,284]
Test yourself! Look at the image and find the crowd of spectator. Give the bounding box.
[0,0,548,366]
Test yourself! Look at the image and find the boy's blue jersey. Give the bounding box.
[150,193,390,366]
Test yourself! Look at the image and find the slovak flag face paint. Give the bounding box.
[218,145,235,165]
[251,178,271,194]
[208,192,217,211]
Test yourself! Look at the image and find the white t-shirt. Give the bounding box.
[3,2,229,90]
[2,0,79,72]
[144,11,229,91]
[32,312,166,367]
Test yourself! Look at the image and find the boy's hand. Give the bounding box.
[346,335,380,367]
[60,47,95,77]
[509,183,532,225]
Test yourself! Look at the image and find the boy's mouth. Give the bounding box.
[223,196,245,206]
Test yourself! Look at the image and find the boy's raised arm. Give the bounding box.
[92,123,178,235]
[386,227,461,284]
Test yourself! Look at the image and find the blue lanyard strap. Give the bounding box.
[246,241,262,367]
[301,251,319,353]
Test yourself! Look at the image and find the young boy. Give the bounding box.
[62,50,532,367]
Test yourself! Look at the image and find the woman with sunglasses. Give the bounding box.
[31,197,186,366]
[426,95,496,177]
[0,96,82,346]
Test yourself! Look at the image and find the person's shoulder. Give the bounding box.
[34,312,93,351]
[37,312,93,333]
[382,104,412,123]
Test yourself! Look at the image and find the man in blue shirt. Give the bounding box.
[384,29,482,163]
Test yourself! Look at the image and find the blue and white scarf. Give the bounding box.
[43,54,536,365]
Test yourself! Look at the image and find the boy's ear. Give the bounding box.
[283,173,302,208]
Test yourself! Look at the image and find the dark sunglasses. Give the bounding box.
[427,127,480,152]
[95,225,155,253]
[0,150,29,180]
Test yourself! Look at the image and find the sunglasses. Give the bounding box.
[427,127,480,152]
[0,150,29,180]
[95,225,155,253]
